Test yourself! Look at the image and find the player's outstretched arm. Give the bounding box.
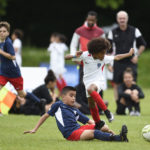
[0,49,16,60]
[65,50,83,60]
[24,113,50,134]
[114,48,134,61]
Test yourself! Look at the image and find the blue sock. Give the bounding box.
[94,130,121,141]
[25,92,40,102]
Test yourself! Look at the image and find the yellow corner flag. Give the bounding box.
[0,87,16,115]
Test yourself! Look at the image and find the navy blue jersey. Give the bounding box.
[0,37,21,78]
[47,101,89,138]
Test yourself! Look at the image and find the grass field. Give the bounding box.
[0,88,150,150]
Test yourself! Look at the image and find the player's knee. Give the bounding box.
[87,84,97,94]
[132,89,139,95]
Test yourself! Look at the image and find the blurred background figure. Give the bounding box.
[107,10,146,102]
[116,68,144,116]
[11,29,24,67]
[48,33,68,94]
[10,70,59,115]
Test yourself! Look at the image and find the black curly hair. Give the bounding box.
[87,37,111,54]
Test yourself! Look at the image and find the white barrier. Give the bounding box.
[5,67,48,93]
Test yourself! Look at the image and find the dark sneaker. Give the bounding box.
[95,120,105,130]
[104,110,114,122]
[120,125,129,142]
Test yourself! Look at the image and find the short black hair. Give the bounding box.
[44,70,56,84]
[58,33,67,43]
[87,11,98,19]
[12,29,24,39]
[87,37,111,54]
[61,86,76,95]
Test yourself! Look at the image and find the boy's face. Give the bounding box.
[0,27,9,41]
[92,50,106,61]
[62,91,76,107]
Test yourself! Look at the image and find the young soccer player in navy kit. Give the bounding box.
[0,21,42,106]
[65,37,134,129]
[24,86,128,142]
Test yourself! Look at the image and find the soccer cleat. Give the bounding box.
[104,110,114,123]
[95,120,105,130]
[120,125,129,142]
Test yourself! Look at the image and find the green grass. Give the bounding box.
[0,88,150,150]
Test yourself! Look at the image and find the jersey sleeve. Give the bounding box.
[47,43,54,52]
[104,55,114,64]
[13,39,21,48]
[135,28,147,48]
[76,109,89,124]
[47,102,60,116]
[62,43,68,52]
[4,40,15,55]
[70,33,80,55]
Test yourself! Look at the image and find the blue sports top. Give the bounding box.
[47,101,89,138]
[0,37,21,78]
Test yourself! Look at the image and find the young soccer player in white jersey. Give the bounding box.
[48,33,68,93]
[65,37,134,129]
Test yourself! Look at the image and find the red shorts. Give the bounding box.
[67,124,95,141]
[0,75,23,91]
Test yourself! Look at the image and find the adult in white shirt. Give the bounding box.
[11,29,23,67]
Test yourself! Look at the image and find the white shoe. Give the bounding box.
[134,111,140,116]
[129,111,135,116]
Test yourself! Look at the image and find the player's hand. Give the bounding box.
[76,50,83,57]
[131,56,138,64]
[129,48,134,56]
[24,129,36,134]
[101,125,115,135]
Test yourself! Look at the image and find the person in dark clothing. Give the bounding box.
[10,70,59,115]
[116,68,144,116]
[107,10,146,102]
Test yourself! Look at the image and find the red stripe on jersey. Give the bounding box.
[102,64,105,72]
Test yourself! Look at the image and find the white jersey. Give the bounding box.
[80,51,114,97]
[13,38,22,66]
[48,42,68,77]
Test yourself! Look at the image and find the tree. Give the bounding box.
[0,0,7,16]
[95,0,124,9]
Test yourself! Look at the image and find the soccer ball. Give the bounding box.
[142,125,150,141]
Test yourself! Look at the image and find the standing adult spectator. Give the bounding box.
[107,10,146,101]
[70,11,105,114]
[11,29,23,67]
[70,11,104,83]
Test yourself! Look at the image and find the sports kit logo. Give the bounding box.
[97,63,101,68]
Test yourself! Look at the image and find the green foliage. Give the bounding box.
[22,46,74,66]
[0,89,150,150]
[95,0,124,9]
[0,0,7,16]
[138,50,150,88]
